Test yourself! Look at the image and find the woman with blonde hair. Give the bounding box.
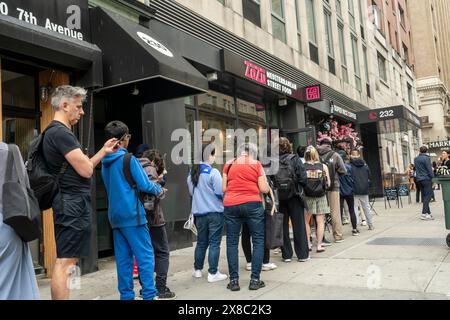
[303,146,330,253]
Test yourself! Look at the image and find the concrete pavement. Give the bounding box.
[37,191,450,300]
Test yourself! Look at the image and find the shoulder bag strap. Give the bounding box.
[225,158,237,187]
[8,144,26,187]
[123,153,140,225]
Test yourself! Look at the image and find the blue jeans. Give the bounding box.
[113,224,156,300]
[224,202,265,281]
[418,180,433,214]
[194,213,224,274]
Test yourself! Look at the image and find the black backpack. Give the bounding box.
[26,123,68,211]
[320,152,336,191]
[304,162,327,197]
[273,154,298,201]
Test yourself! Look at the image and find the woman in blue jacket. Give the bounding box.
[187,145,228,283]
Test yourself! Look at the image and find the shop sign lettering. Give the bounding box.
[244,60,297,96]
[331,104,357,120]
[0,0,87,41]
[427,141,450,149]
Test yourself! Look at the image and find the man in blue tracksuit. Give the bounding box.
[102,121,163,300]
[414,145,434,220]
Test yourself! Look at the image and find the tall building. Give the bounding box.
[366,0,421,175]
[408,0,450,157]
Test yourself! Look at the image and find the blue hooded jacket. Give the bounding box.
[101,147,162,229]
[339,163,354,197]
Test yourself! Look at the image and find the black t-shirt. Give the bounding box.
[42,120,91,193]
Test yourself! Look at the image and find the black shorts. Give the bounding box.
[52,192,92,259]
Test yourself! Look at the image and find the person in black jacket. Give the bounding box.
[276,137,309,262]
[350,150,374,230]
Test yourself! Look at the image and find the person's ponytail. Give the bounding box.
[191,164,201,187]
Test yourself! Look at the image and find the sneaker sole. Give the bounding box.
[157,295,177,300]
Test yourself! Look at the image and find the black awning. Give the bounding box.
[0,14,102,88]
[90,7,208,102]
[357,105,421,128]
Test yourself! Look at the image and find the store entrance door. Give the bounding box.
[281,126,316,151]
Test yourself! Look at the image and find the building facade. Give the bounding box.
[1,0,422,276]
[408,0,450,158]
[366,0,421,177]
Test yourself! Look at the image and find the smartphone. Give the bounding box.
[113,133,127,149]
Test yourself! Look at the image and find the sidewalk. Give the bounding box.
[38,191,450,300]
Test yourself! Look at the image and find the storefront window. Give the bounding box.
[1,69,38,159]
[237,98,266,123]
[199,111,235,171]
[198,91,235,115]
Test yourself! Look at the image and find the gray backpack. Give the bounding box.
[2,144,41,242]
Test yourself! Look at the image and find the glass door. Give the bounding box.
[1,62,42,272]
[282,126,316,152]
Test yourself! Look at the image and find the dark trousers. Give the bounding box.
[415,178,422,203]
[149,225,170,290]
[279,197,309,260]
[417,180,433,214]
[241,222,270,264]
[340,195,357,230]
[224,202,265,281]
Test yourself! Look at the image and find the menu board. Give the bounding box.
[384,187,398,201]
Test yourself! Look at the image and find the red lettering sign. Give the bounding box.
[244,60,267,85]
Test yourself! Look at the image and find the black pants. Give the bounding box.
[279,197,309,260]
[241,222,270,264]
[415,178,422,203]
[340,195,357,230]
[417,180,433,215]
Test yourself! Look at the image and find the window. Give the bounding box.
[359,0,365,39]
[271,0,286,43]
[306,0,317,44]
[351,36,361,91]
[295,0,302,52]
[377,52,387,82]
[306,0,319,64]
[243,0,261,27]
[324,10,335,74]
[407,83,413,106]
[371,1,381,30]
[336,0,342,17]
[338,24,348,83]
[348,0,356,31]
[403,43,409,64]
[363,45,370,97]
[399,4,405,27]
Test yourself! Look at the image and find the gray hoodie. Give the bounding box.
[317,144,347,191]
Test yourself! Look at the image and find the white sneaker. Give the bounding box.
[420,214,427,220]
[262,263,277,271]
[192,269,202,278]
[298,257,311,262]
[273,248,281,254]
[245,263,252,271]
[361,221,367,226]
[207,271,228,283]
[282,258,292,263]
[426,214,435,220]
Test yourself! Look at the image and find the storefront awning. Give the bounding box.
[90,8,208,102]
[357,105,421,128]
[0,14,102,88]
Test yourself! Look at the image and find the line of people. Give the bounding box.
[186,136,375,291]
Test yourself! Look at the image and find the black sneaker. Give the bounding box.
[157,287,176,300]
[249,279,266,290]
[227,279,240,291]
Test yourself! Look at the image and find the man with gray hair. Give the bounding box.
[42,85,118,300]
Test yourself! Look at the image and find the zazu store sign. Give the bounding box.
[0,0,90,41]
[223,50,321,103]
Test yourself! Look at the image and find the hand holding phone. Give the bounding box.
[113,133,127,149]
